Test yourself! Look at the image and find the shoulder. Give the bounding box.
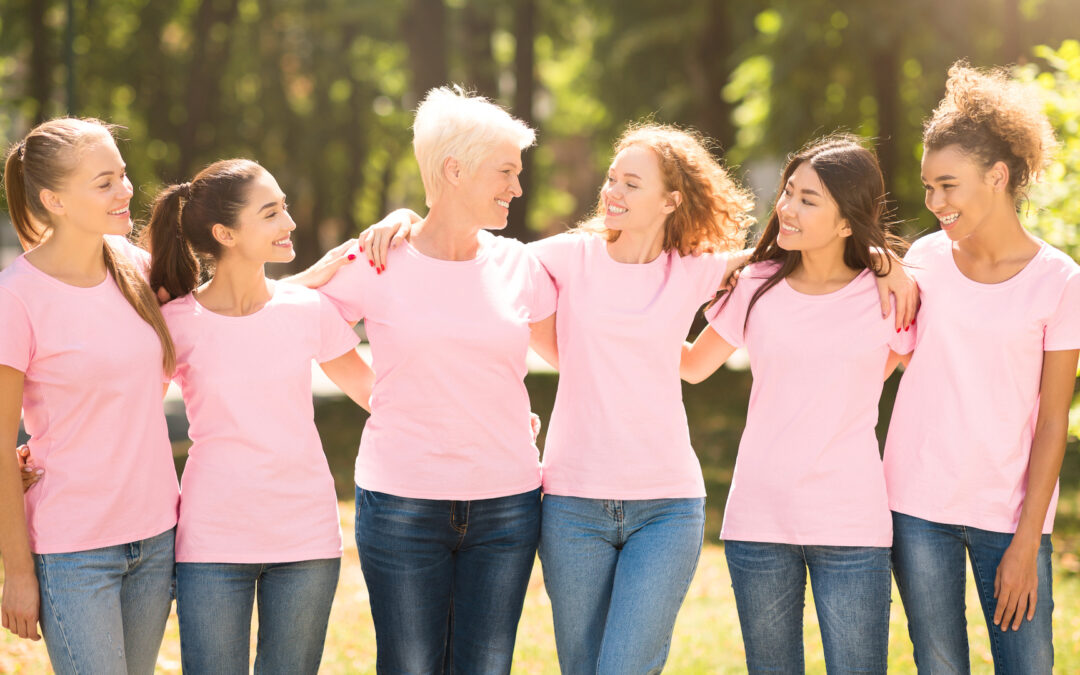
[742,260,782,280]
[1035,241,1080,277]
[159,293,196,321]
[905,231,949,263]
[105,234,151,267]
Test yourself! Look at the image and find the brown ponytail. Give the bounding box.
[2,118,175,373]
[145,184,200,300]
[143,159,264,299]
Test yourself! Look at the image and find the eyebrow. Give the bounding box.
[257,200,281,213]
[799,188,822,197]
[91,169,118,181]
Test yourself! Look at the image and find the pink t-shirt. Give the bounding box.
[0,236,178,554]
[707,262,915,547]
[529,232,728,499]
[885,232,1080,534]
[318,230,556,500]
[162,283,358,563]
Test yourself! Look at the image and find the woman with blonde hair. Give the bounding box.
[318,87,557,672]
[886,62,1079,673]
[0,118,178,674]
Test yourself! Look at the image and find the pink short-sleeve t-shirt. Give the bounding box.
[529,232,729,499]
[707,262,915,547]
[162,283,358,563]
[0,236,178,554]
[318,230,556,500]
[885,232,1080,534]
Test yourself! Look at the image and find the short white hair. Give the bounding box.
[413,86,536,206]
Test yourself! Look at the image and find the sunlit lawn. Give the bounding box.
[3,369,1079,673]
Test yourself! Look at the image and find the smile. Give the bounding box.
[496,199,510,209]
[273,237,292,246]
[108,208,129,216]
[939,213,959,226]
[780,223,800,234]
[606,205,627,215]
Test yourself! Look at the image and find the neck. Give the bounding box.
[412,200,484,261]
[606,224,665,264]
[197,256,271,316]
[792,244,857,286]
[29,226,110,284]
[956,204,1035,263]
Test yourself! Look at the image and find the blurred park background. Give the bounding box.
[2,0,1080,672]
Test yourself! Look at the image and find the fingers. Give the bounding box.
[1012,593,1029,631]
[994,587,1015,629]
[877,284,893,323]
[1028,588,1038,621]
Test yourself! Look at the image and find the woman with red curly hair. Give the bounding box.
[885,63,1080,673]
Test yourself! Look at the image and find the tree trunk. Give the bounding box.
[29,0,53,123]
[871,42,900,205]
[462,4,498,98]
[178,0,241,174]
[508,0,535,241]
[693,1,737,152]
[404,0,448,103]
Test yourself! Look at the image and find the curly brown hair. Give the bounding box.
[576,123,754,255]
[923,61,1057,197]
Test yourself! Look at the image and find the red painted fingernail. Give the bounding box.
[358,245,364,252]
[369,260,375,267]
[896,327,901,333]
[376,267,381,275]
[379,265,385,273]
[347,254,356,261]
[905,325,910,331]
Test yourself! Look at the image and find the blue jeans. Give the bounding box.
[33,527,175,675]
[175,557,340,674]
[538,496,705,675]
[355,486,541,674]
[725,540,892,674]
[891,511,1054,674]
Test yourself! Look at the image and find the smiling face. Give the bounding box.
[459,139,523,230]
[921,143,1001,241]
[43,134,134,237]
[219,170,296,264]
[601,144,678,237]
[774,161,851,255]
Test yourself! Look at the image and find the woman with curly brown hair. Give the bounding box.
[884,62,1080,673]
[528,124,753,674]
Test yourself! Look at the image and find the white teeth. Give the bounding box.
[496,199,510,209]
[940,213,958,225]
[780,223,799,233]
[273,238,291,245]
[607,205,627,214]
[108,208,128,216]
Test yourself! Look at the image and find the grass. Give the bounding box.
[3,368,1079,673]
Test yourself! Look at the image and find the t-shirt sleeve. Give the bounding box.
[0,288,33,372]
[704,276,753,349]
[106,234,152,281]
[888,298,917,354]
[316,241,368,323]
[525,248,557,323]
[316,292,361,363]
[527,232,577,287]
[1045,270,1080,351]
[691,251,729,304]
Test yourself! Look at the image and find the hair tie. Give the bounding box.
[15,140,26,160]
[178,182,192,199]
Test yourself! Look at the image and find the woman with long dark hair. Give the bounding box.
[680,135,913,674]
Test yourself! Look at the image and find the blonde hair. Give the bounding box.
[3,118,176,373]
[924,61,1057,197]
[412,86,536,206]
[578,123,753,255]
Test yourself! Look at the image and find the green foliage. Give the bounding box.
[1014,41,1080,439]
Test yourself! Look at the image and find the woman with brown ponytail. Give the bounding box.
[144,159,374,674]
[0,118,179,674]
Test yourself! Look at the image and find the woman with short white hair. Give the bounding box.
[319,87,557,673]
